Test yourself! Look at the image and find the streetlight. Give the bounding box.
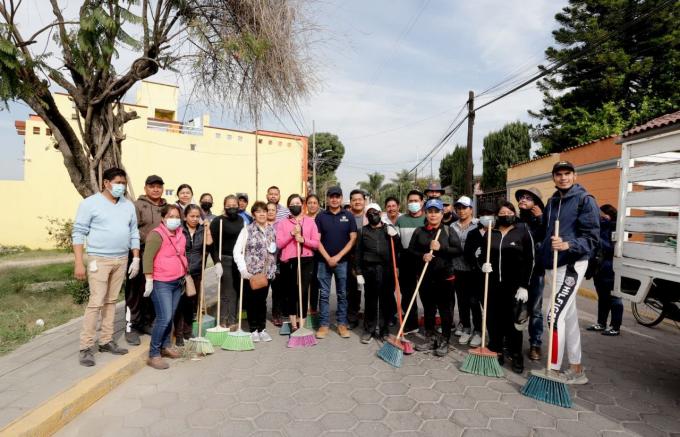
[313,148,333,194]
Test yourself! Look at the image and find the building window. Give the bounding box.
[46,128,52,136]
[238,136,243,142]
[215,133,221,139]
[33,126,40,135]
[165,189,174,196]
[268,140,272,145]
[258,138,263,144]
[190,144,196,151]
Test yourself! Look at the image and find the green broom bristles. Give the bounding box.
[461,347,504,377]
[221,329,255,351]
[377,336,404,368]
[304,314,316,330]
[205,326,230,347]
[521,369,572,408]
[186,336,215,356]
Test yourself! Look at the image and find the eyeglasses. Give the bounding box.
[519,195,533,201]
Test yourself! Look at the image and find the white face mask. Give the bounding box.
[166,218,182,231]
[109,183,125,198]
[479,215,494,228]
[408,202,421,213]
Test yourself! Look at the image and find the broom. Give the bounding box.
[520,220,572,408]
[186,224,215,356]
[289,242,317,347]
[378,228,441,368]
[221,228,255,351]
[279,321,292,335]
[461,218,504,377]
[206,219,229,346]
[304,289,315,330]
[389,235,413,355]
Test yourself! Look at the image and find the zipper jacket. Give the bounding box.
[134,195,168,244]
[481,224,534,289]
[182,223,206,276]
[355,224,401,276]
[408,224,463,278]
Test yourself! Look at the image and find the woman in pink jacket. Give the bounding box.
[276,194,320,330]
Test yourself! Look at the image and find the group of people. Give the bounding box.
[73,159,619,382]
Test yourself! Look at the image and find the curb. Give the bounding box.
[0,337,150,437]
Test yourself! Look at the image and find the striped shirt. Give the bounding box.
[275,204,290,224]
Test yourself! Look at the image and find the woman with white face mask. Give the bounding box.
[142,204,188,370]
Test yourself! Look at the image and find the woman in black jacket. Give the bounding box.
[409,199,463,357]
[481,202,534,373]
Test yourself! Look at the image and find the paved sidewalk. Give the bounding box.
[55,294,680,437]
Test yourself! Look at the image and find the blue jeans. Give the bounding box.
[528,273,544,347]
[150,278,182,357]
[317,261,348,327]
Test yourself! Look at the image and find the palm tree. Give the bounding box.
[358,172,385,203]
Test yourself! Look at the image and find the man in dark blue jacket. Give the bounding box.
[539,161,599,385]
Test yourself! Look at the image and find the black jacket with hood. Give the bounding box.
[408,224,462,278]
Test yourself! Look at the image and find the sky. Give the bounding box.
[0,0,566,190]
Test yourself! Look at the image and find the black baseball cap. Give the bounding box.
[552,161,575,174]
[145,175,164,185]
[327,186,342,197]
[237,193,249,202]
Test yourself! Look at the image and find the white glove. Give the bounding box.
[143,279,153,297]
[481,263,493,274]
[357,275,365,285]
[128,257,140,279]
[214,262,223,278]
[240,270,252,280]
[386,225,398,237]
[515,287,528,303]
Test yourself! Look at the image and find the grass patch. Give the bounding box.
[0,247,69,262]
[0,263,86,355]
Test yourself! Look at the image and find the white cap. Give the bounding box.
[366,203,382,213]
[454,196,472,207]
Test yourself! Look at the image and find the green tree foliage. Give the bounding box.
[481,122,531,190]
[530,0,680,153]
[0,1,315,198]
[308,132,345,194]
[358,172,385,202]
[438,146,468,197]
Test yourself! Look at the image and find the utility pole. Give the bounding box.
[466,90,475,196]
[415,150,419,186]
[312,120,317,194]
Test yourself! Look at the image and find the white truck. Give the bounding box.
[613,112,680,327]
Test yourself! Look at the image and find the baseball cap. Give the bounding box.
[440,195,452,205]
[236,192,249,202]
[366,203,382,213]
[454,195,472,208]
[424,199,444,211]
[327,186,342,197]
[552,161,575,174]
[145,175,164,185]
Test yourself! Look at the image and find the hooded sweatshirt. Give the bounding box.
[134,195,168,244]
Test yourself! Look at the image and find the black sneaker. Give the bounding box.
[125,330,141,346]
[497,353,504,366]
[79,347,95,367]
[602,327,620,336]
[586,323,605,331]
[511,354,524,374]
[99,341,129,355]
[348,320,359,330]
[360,331,373,344]
[434,338,450,357]
[415,335,437,352]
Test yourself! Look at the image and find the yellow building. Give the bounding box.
[3,81,308,248]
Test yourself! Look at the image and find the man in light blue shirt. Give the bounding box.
[72,167,140,367]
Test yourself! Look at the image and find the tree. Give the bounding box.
[481,122,531,190]
[530,0,680,153]
[438,145,468,197]
[307,132,345,194]
[0,0,315,198]
[358,172,385,202]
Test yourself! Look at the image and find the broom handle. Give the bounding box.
[216,219,223,324]
[198,223,208,337]
[297,241,303,320]
[237,226,246,331]
[389,236,403,329]
[546,220,560,373]
[480,220,493,348]
[396,228,442,339]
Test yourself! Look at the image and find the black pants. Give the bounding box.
[280,256,314,318]
[310,259,320,311]
[347,258,361,323]
[487,281,522,358]
[173,275,201,340]
[455,270,482,332]
[594,277,623,329]
[420,274,454,340]
[246,282,269,332]
[271,265,283,319]
[219,256,240,326]
[125,249,155,332]
[398,254,420,332]
[363,263,393,334]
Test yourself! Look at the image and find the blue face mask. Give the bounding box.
[110,183,125,198]
[166,218,182,231]
[408,202,421,214]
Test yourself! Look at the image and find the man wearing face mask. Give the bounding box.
[396,190,426,334]
[514,187,546,361]
[210,195,246,329]
[125,174,167,346]
[73,168,140,366]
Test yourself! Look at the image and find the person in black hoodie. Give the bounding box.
[356,203,400,344]
[409,199,463,357]
[481,202,534,373]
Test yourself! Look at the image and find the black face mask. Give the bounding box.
[200,202,212,211]
[225,207,239,219]
[496,215,516,227]
[519,208,533,221]
[443,212,453,221]
[367,213,382,226]
[289,205,302,216]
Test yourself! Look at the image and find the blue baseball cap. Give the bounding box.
[424,199,444,211]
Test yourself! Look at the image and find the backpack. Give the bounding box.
[577,193,601,279]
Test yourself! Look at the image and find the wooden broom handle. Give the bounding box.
[389,236,403,329]
[216,219,223,323]
[297,241,303,320]
[197,223,208,337]
[480,220,493,348]
[546,220,560,372]
[396,228,442,338]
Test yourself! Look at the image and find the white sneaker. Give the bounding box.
[251,331,261,342]
[453,323,464,337]
[469,332,482,347]
[259,329,272,342]
[562,367,588,385]
[458,329,471,345]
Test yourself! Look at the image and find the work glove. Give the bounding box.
[127,257,140,279]
[214,262,223,278]
[357,275,365,285]
[240,269,252,280]
[143,279,153,297]
[515,287,529,303]
[481,263,493,274]
[386,225,398,237]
